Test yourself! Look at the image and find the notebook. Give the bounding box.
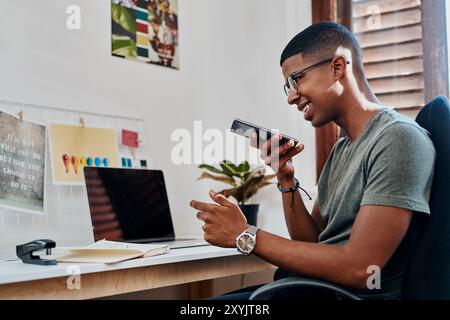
[55,239,169,264]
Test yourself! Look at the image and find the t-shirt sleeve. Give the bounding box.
[361,123,435,214]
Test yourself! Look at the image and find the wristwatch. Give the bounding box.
[236,225,260,255]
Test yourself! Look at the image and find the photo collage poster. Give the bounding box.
[112,0,179,69]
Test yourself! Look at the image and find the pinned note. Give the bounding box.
[122,129,139,148]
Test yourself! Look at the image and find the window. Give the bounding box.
[352,0,425,118]
[313,0,449,181]
[350,0,448,119]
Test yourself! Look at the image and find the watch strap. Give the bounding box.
[246,225,260,236]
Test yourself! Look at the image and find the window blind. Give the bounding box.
[351,0,425,118]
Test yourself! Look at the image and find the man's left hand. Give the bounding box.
[190,190,249,247]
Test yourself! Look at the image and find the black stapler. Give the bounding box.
[16,239,57,265]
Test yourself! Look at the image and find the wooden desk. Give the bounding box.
[0,246,274,299]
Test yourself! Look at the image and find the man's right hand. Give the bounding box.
[250,132,304,186]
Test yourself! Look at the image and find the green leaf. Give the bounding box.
[198,164,224,175]
[222,160,238,171]
[237,161,250,173]
[112,3,136,34]
[220,161,236,177]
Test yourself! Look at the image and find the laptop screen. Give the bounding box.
[84,167,175,242]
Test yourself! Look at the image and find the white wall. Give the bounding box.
[447,0,450,89]
[0,0,314,244]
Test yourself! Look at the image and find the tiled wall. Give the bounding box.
[0,100,151,254]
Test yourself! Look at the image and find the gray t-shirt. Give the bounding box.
[316,107,435,299]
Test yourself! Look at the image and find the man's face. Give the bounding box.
[281,54,339,127]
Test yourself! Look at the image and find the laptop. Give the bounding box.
[83,167,209,249]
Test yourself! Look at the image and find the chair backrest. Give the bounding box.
[402,96,450,299]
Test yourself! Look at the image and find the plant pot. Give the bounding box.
[238,204,259,226]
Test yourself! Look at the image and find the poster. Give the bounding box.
[49,123,120,185]
[0,111,46,214]
[111,0,179,69]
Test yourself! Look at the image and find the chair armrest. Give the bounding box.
[249,276,363,300]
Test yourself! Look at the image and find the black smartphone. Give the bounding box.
[231,118,299,148]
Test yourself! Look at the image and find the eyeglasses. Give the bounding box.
[283,58,349,96]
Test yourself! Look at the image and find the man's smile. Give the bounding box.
[298,99,313,120]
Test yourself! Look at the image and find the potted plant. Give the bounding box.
[197,160,276,226]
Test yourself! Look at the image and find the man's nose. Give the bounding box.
[287,89,300,105]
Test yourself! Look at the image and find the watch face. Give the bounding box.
[238,234,255,253]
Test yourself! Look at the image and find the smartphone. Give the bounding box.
[231,118,299,148]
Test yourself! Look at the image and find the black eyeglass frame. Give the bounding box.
[283,58,350,96]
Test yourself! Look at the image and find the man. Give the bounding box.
[190,22,435,299]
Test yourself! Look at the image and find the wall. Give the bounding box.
[0,0,314,248]
[447,0,450,89]
[0,100,152,251]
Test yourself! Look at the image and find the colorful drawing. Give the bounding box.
[111,0,179,69]
[49,123,120,185]
[0,111,46,214]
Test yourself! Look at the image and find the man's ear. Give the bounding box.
[331,56,347,79]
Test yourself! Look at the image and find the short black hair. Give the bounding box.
[280,22,363,69]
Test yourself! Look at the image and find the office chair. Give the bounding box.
[250,96,450,300]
